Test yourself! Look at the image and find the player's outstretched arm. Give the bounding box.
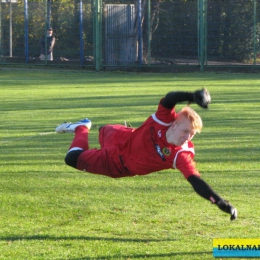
[161,88,211,109]
[187,175,237,220]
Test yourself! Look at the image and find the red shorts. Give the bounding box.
[76,124,135,178]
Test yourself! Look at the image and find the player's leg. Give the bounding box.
[49,52,53,61]
[73,124,135,177]
[55,118,92,169]
[99,124,134,149]
[65,150,84,168]
[76,148,130,178]
[56,120,133,178]
[64,125,89,168]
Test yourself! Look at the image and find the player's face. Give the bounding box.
[166,117,196,146]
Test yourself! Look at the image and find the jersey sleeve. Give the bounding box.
[154,98,177,124]
[175,151,201,179]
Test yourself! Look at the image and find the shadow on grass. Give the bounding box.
[70,251,212,259]
[1,235,176,243]
[1,235,212,259]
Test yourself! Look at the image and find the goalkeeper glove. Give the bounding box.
[193,88,211,108]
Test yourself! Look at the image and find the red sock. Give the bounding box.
[69,125,89,151]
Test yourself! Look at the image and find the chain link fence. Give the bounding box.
[0,0,260,71]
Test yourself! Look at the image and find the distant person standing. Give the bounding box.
[40,28,55,61]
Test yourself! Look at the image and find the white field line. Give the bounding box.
[1,132,57,144]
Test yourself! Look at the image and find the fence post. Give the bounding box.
[9,1,12,57]
[47,0,52,29]
[147,0,151,66]
[253,0,256,66]
[0,3,2,58]
[204,0,207,65]
[138,0,142,66]
[44,0,48,64]
[79,0,84,65]
[94,0,101,71]
[198,0,206,72]
[24,0,29,63]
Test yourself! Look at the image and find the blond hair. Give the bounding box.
[177,106,203,133]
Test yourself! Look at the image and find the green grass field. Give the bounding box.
[0,69,259,260]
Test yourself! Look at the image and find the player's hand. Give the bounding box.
[217,199,238,221]
[193,88,211,108]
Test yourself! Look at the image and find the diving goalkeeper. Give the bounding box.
[55,89,237,221]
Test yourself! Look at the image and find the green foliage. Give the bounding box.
[0,69,259,259]
[1,0,260,62]
[150,0,260,61]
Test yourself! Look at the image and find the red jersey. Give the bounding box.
[100,100,200,179]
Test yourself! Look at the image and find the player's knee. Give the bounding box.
[65,150,84,168]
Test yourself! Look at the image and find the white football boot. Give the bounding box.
[55,118,92,133]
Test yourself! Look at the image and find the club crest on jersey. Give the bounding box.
[162,147,171,156]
